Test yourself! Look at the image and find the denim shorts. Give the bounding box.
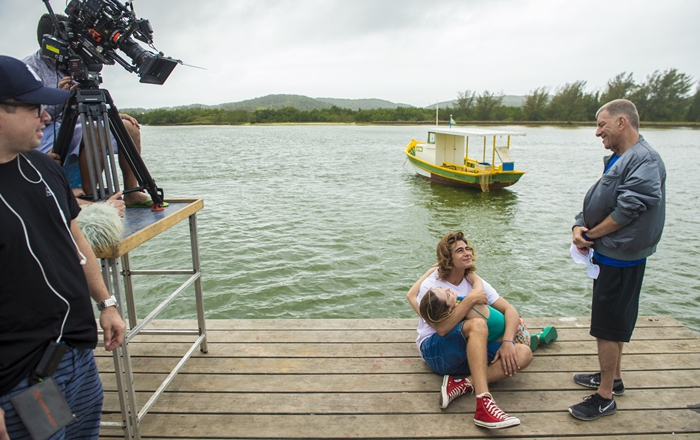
[420,321,502,376]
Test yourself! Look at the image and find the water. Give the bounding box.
[124,124,700,334]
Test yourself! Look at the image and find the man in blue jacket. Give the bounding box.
[569,99,666,421]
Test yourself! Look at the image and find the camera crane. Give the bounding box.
[42,0,180,211]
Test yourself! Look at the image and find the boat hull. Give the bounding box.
[411,169,521,190]
[405,141,524,191]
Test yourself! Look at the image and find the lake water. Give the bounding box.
[125,124,700,334]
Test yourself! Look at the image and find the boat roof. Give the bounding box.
[427,127,526,137]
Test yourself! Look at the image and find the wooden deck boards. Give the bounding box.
[97,316,700,439]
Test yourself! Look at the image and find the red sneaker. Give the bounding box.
[439,375,472,409]
[474,392,520,429]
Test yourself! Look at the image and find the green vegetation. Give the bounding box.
[133,68,699,125]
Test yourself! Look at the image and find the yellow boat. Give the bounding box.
[405,127,526,191]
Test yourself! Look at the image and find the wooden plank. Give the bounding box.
[98,436,700,440]
[524,436,700,440]
[92,339,700,358]
[96,410,700,438]
[532,339,700,356]
[102,388,700,414]
[95,353,700,375]
[95,316,700,439]
[122,325,699,344]
[99,369,700,393]
[141,315,686,331]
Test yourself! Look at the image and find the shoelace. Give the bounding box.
[448,380,472,399]
[448,386,465,398]
[449,380,469,397]
[577,394,605,412]
[482,397,508,420]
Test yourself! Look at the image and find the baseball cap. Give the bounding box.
[0,55,70,104]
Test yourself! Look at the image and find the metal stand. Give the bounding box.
[94,200,207,439]
[53,86,165,207]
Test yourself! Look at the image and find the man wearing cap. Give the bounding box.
[0,55,126,439]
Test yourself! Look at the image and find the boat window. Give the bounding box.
[427,133,435,144]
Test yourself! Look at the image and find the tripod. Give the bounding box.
[52,84,165,210]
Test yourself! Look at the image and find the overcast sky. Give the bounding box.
[1,0,698,109]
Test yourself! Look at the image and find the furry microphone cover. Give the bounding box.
[77,202,124,249]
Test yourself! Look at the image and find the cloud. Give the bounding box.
[1,0,698,109]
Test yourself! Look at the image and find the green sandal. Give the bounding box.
[530,334,539,352]
[538,326,558,345]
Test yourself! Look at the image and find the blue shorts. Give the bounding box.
[420,321,503,376]
[0,347,103,440]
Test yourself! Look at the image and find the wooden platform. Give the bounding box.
[96,316,700,439]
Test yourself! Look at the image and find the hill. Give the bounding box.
[216,94,331,112]
[315,97,413,110]
[122,94,527,115]
[122,94,414,114]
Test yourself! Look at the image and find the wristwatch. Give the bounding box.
[97,295,118,311]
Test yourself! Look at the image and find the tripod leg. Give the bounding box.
[104,90,165,209]
[55,87,165,208]
[93,104,120,195]
[78,107,101,201]
[79,100,118,201]
[52,92,78,166]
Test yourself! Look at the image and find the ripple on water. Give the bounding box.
[124,125,700,334]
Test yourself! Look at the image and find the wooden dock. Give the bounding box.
[96,316,700,439]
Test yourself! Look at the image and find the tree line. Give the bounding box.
[135,68,700,125]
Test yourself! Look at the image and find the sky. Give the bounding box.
[1,0,698,110]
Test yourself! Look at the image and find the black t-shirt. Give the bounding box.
[0,150,97,396]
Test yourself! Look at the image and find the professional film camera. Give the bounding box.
[41,0,178,210]
[42,0,178,85]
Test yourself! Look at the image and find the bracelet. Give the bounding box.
[501,340,516,344]
[581,232,593,241]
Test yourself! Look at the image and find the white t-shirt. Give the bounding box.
[415,270,500,350]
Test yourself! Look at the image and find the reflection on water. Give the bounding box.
[410,179,520,248]
[124,125,700,334]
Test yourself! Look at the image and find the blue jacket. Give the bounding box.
[574,135,666,261]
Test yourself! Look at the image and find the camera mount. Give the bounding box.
[42,0,175,209]
[53,86,165,209]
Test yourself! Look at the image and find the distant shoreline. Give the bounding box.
[143,120,700,128]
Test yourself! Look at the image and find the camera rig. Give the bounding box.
[42,0,178,85]
[41,0,178,210]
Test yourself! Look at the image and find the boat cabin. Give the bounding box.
[416,127,525,172]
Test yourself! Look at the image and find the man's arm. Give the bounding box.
[573,214,624,251]
[0,408,7,440]
[74,191,126,217]
[406,266,438,316]
[70,219,126,351]
[431,275,487,337]
[574,154,663,247]
[490,297,521,376]
[465,272,484,296]
[582,215,623,239]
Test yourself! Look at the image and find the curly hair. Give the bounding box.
[419,289,453,325]
[436,231,476,280]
